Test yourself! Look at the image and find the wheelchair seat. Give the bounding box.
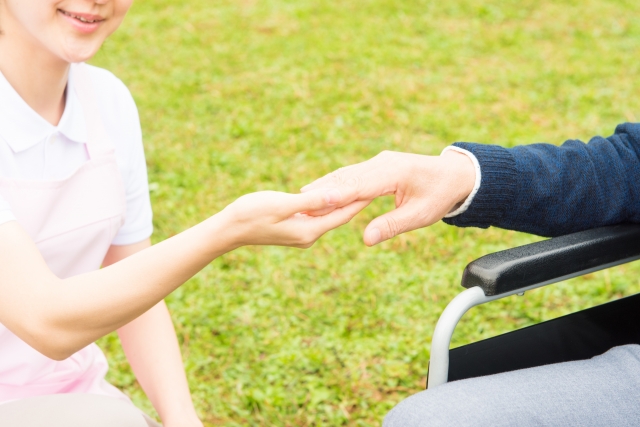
[448,291,640,383]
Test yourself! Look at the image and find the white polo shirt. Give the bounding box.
[0,63,153,245]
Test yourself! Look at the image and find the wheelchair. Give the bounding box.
[427,224,640,389]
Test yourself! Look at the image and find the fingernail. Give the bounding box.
[324,189,342,205]
[366,228,381,245]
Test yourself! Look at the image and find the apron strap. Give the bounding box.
[72,63,113,159]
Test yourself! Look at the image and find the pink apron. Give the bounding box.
[0,63,130,403]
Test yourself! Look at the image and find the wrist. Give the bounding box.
[440,148,477,209]
[200,210,244,254]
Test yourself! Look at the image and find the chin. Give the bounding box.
[58,40,102,64]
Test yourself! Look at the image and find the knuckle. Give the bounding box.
[344,175,362,189]
[325,175,343,189]
[325,171,342,183]
[326,169,362,189]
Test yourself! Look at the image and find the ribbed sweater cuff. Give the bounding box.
[443,142,517,229]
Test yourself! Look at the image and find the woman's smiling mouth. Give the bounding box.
[58,9,105,34]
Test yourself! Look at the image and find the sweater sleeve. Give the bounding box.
[443,123,640,237]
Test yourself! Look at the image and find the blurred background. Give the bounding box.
[93,0,640,425]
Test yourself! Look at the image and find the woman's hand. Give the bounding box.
[220,189,370,248]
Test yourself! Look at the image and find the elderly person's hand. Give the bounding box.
[301,150,476,246]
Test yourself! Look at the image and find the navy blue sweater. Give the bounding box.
[443,123,640,237]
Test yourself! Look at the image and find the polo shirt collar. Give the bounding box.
[0,65,87,153]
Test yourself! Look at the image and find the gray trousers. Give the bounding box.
[383,344,640,427]
[0,394,162,427]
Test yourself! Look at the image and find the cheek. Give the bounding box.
[98,0,133,41]
[114,0,134,23]
[4,0,58,37]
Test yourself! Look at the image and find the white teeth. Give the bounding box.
[60,10,99,24]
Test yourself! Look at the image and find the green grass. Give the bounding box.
[93,0,640,425]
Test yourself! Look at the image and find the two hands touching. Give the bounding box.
[150,150,473,427]
[162,150,475,427]
[223,149,476,249]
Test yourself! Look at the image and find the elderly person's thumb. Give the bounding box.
[363,200,436,246]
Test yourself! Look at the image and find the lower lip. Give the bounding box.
[58,10,104,34]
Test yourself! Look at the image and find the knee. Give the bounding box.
[382,399,422,427]
[382,389,456,427]
[382,385,501,427]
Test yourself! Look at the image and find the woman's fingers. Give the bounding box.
[302,205,338,217]
[268,200,368,249]
[306,200,371,235]
[281,188,343,216]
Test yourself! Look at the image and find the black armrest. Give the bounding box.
[461,225,640,296]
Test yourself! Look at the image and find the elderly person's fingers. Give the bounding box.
[300,164,359,195]
[301,152,411,215]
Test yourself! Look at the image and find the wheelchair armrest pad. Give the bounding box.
[461,225,640,296]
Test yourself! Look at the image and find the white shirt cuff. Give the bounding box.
[441,146,481,218]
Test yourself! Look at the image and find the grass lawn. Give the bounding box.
[93,0,640,425]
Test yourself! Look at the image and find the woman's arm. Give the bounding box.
[104,241,202,427]
[0,190,366,360]
[444,122,640,236]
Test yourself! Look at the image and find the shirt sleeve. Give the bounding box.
[443,123,640,237]
[107,79,153,246]
[0,195,15,226]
